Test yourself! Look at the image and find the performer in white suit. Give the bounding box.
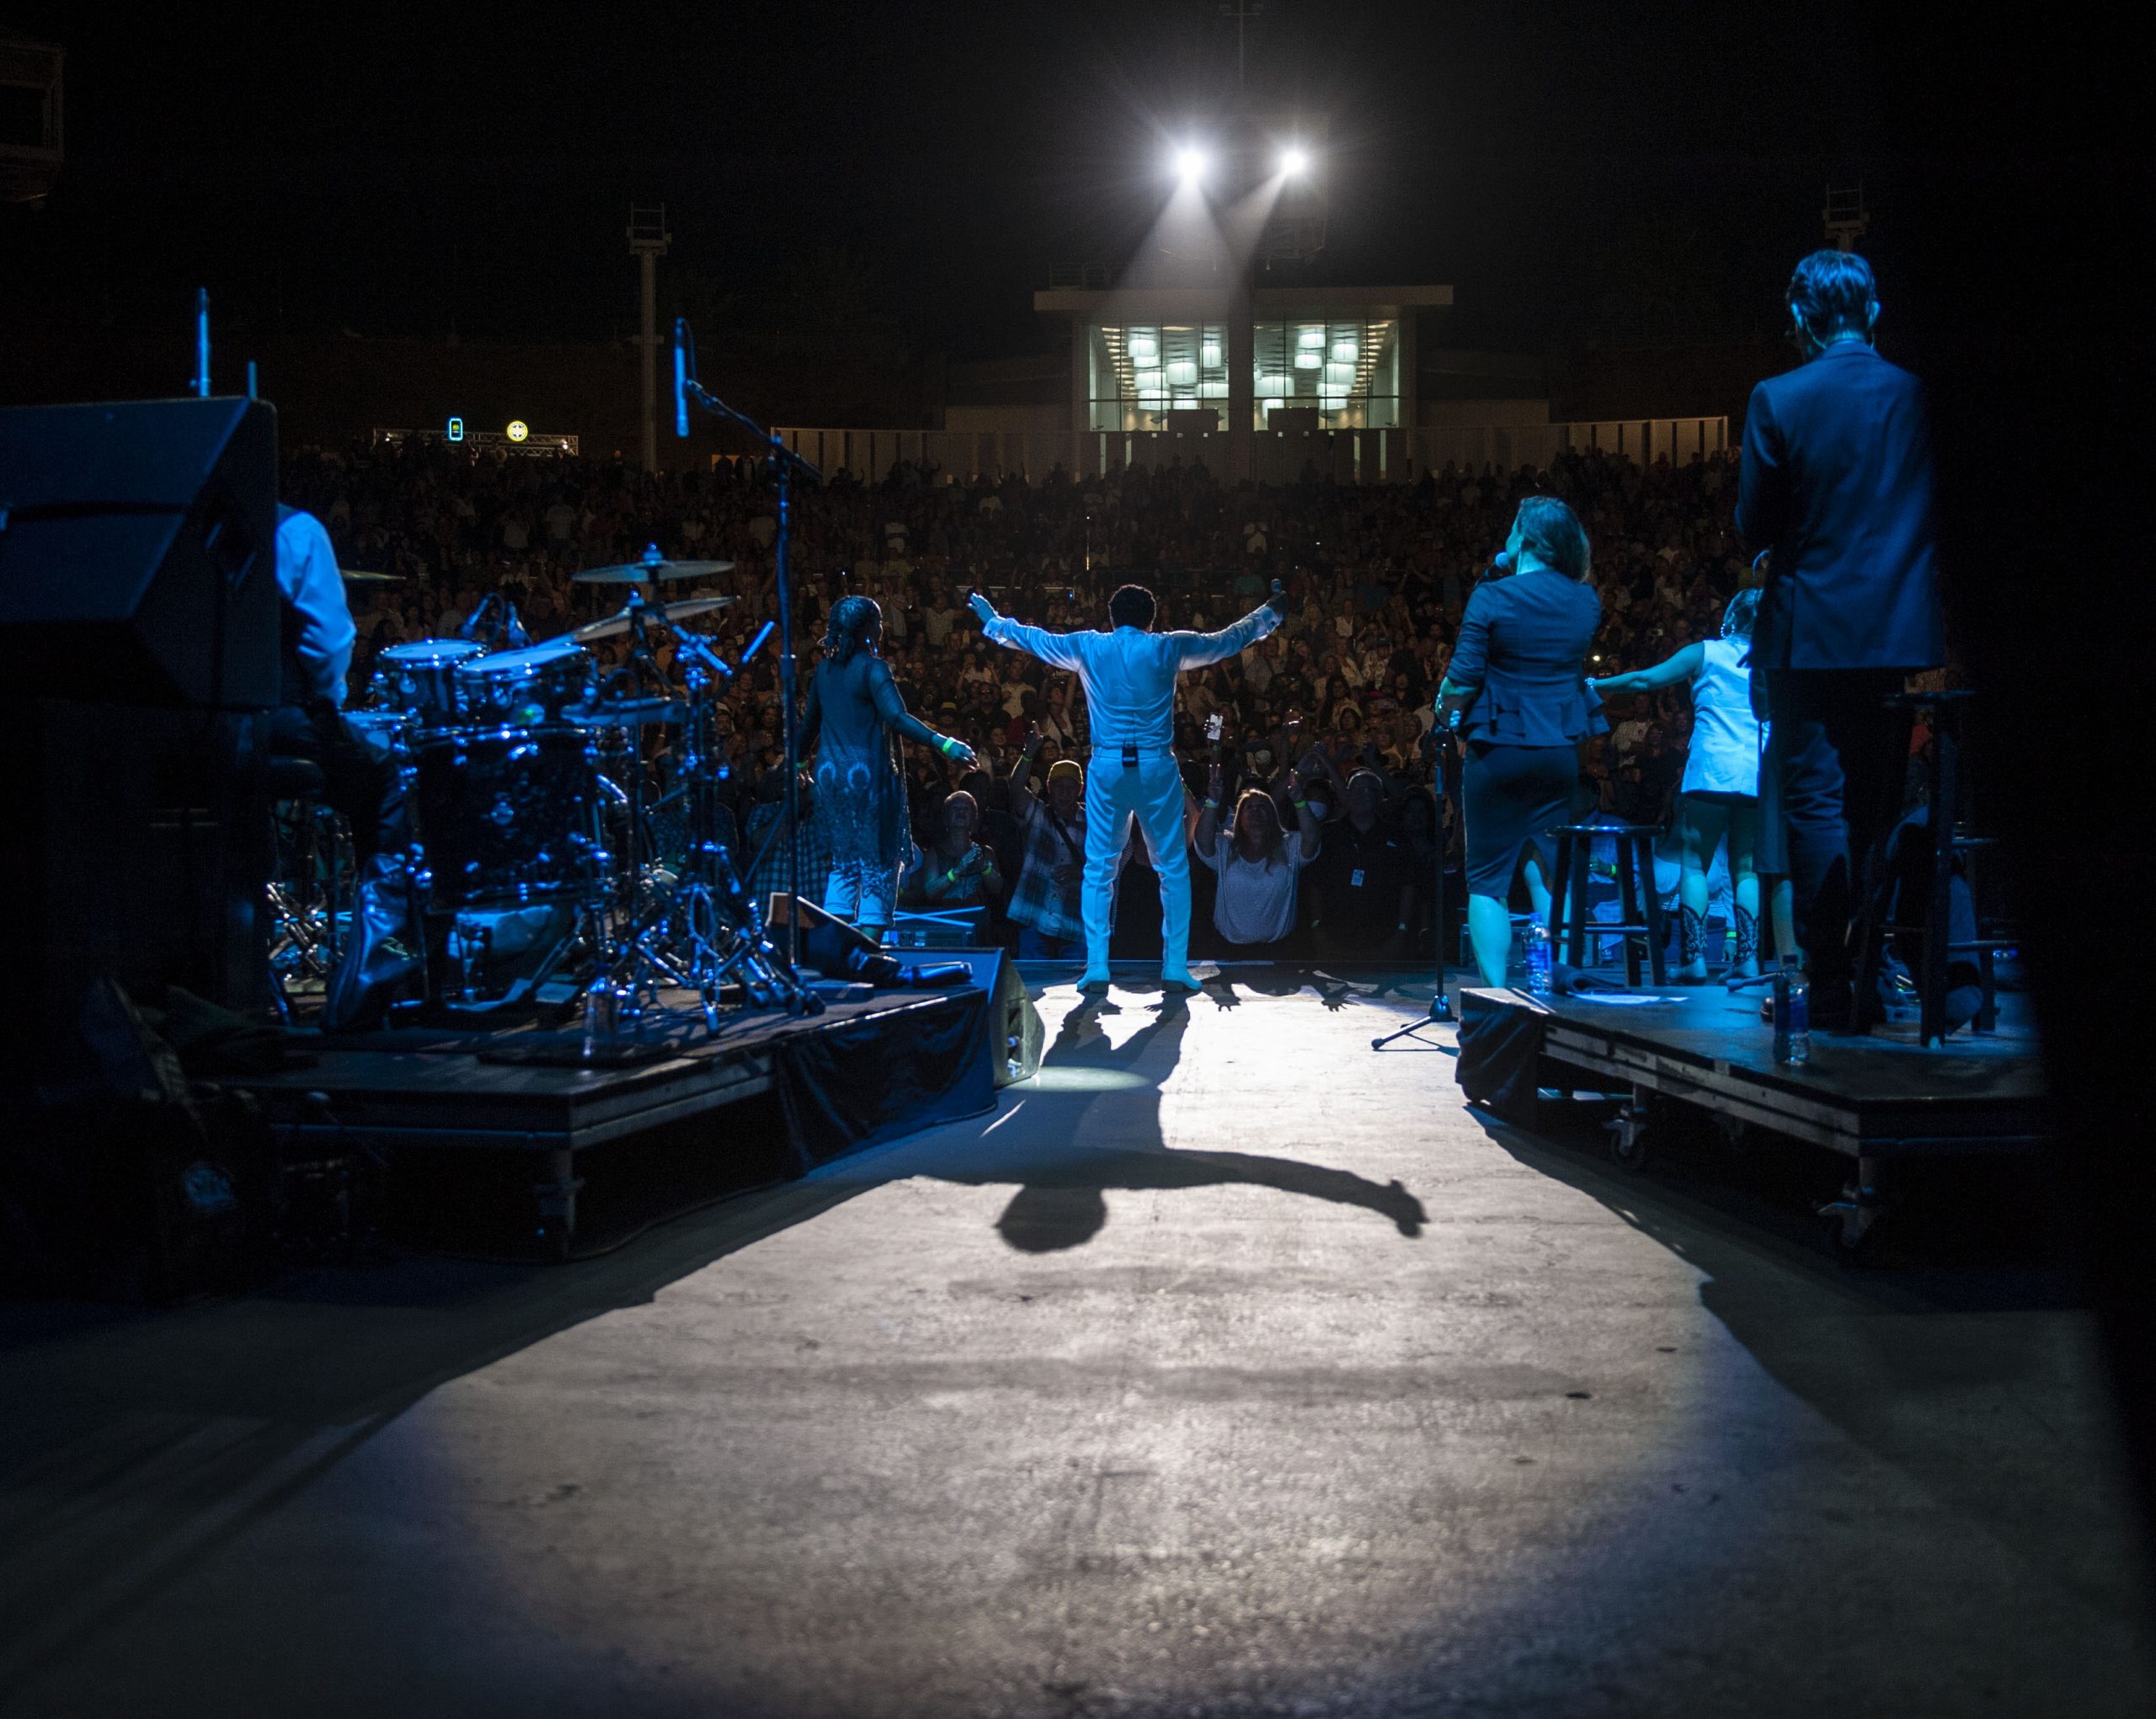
[969,580,1287,990]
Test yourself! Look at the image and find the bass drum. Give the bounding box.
[411,725,595,912]
[376,638,486,726]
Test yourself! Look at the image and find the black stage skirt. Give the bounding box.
[1461,741,1577,898]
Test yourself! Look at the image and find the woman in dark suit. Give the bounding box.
[1437,496,1607,986]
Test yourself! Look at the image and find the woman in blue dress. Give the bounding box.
[798,596,976,935]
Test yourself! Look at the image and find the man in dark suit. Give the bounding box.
[1738,249,1945,1028]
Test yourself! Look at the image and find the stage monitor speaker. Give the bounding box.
[909,947,1043,1088]
[0,396,280,708]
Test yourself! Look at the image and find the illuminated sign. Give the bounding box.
[446,416,464,441]
[506,420,529,443]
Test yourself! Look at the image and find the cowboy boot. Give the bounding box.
[1731,903,1760,981]
[1677,903,1709,983]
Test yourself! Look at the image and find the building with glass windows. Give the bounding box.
[1051,286,1445,436]
[773,279,1731,486]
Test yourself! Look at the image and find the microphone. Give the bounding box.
[673,318,689,439]
[194,288,211,398]
[504,601,530,649]
[456,593,497,643]
[1485,548,1516,579]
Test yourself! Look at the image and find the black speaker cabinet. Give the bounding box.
[0,396,280,709]
[908,947,1044,1088]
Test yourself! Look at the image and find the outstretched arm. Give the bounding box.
[867,659,977,770]
[1593,641,1705,696]
[971,591,1088,670]
[1168,580,1290,670]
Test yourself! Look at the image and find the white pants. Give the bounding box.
[1083,750,1191,980]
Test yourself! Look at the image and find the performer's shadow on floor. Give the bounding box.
[971,992,1427,1252]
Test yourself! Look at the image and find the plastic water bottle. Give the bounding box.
[1772,958,1810,1065]
[1525,922,1553,996]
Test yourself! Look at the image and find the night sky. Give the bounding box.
[5,2,1897,362]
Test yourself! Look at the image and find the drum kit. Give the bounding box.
[273,547,819,1037]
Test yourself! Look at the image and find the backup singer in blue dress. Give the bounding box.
[798,596,975,936]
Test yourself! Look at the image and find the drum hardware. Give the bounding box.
[563,697,686,729]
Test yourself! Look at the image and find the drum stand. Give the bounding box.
[571,625,816,1053]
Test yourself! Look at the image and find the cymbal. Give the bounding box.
[571,594,737,643]
[339,568,408,583]
[571,558,734,585]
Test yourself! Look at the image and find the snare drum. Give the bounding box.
[456,638,593,726]
[377,638,485,725]
[411,724,595,911]
[342,707,409,761]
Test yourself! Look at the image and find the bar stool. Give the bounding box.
[1545,822,1668,987]
[1854,689,2014,1045]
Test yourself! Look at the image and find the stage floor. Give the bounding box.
[1,976,2147,1717]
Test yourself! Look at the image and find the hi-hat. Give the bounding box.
[572,542,734,584]
[571,594,737,643]
[339,568,408,583]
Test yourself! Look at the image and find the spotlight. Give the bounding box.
[1281,146,1310,176]
[1174,146,1206,184]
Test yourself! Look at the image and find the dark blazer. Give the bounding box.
[1737,343,1945,671]
[1447,567,1607,746]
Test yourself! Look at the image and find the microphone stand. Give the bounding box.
[1371,720,1460,1049]
[679,375,821,995]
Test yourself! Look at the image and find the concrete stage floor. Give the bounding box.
[2,975,2150,1717]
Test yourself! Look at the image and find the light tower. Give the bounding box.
[1822,184,1869,252]
[627,205,670,471]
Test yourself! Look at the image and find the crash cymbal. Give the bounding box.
[571,594,737,643]
[339,568,408,583]
[571,556,734,585]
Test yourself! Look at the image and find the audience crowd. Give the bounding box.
[286,436,1758,957]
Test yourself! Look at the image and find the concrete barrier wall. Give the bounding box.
[776,419,1729,485]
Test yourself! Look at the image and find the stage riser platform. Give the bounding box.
[1463,986,2046,1162]
[236,986,996,1258]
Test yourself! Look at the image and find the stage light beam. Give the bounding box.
[1175,146,1207,184]
[1281,146,1310,177]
